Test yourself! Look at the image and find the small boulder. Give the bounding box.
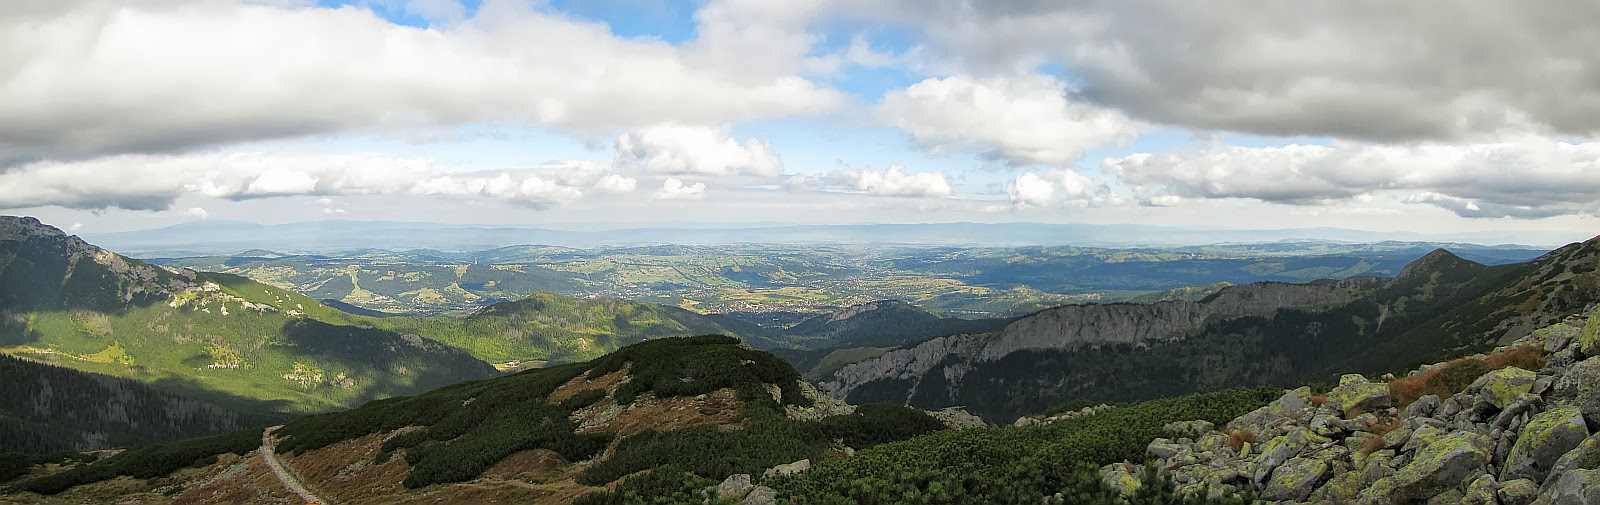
[1405,395,1443,420]
[1501,406,1589,484]
[1463,474,1498,505]
[762,459,811,478]
[1536,468,1600,505]
[1147,438,1184,459]
[1543,433,1600,493]
[1261,457,1328,501]
[716,474,754,499]
[1328,374,1392,416]
[1227,388,1312,433]
[1471,367,1536,410]
[1367,431,1493,503]
[1497,478,1539,505]
[741,485,777,505]
[1099,463,1141,496]
[1550,356,1600,427]
[1163,420,1215,438]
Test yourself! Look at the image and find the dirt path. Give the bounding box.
[260,426,332,505]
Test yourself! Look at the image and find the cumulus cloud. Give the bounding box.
[0,151,596,210]
[183,207,209,219]
[591,173,638,194]
[614,125,783,176]
[884,0,1600,141]
[832,164,953,198]
[875,75,1139,165]
[1005,170,1114,208]
[1102,138,1600,218]
[652,178,706,200]
[0,0,844,165]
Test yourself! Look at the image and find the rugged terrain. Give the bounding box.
[820,238,1600,422]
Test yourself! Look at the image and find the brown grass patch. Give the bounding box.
[481,449,568,483]
[584,388,744,438]
[549,365,629,404]
[1388,343,1544,408]
[1344,407,1366,420]
[1226,430,1256,452]
[1358,418,1403,456]
[1310,395,1327,408]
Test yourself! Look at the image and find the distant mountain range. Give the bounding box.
[82,219,1586,255]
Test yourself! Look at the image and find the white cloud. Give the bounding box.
[783,174,825,192]
[68,222,83,231]
[591,173,638,194]
[652,178,706,200]
[1005,170,1113,208]
[874,74,1140,165]
[832,164,953,198]
[614,125,784,176]
[1103,138,1600,218]
[0,0,844,165]
[184,207,209,219]
[0,151,589,210]
[885,0,1600,141]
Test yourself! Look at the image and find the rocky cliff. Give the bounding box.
[821,279,1375,403]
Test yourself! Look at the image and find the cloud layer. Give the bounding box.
[1105,139,1600,218]
[895,0,1600,141]
[0,0,842,165]
[0,152,636,210]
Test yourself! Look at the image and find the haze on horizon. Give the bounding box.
[2,0,1597,241]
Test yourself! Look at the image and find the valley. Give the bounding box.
[4,214,1598,505]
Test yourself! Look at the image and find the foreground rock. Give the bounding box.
[1104,307,1600,504]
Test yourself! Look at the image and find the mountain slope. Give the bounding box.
[370,292,777,365]
[5,336,955,504]
[0,216,498,416]
[821,240,1599,422]
[779,299,1012,348]
[0,353,279,453]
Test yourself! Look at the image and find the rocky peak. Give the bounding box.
[0,215,68,241]
[821,299,923,323]
[1395,248,1479,281]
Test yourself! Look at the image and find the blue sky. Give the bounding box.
[0,0,1596,243]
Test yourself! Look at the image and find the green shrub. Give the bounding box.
[11,428,261,495]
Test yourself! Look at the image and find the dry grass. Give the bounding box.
[1358,418,1403,456]
[1309,395,1327,408]
[1388,343,1544,408]
[1226,430,1256,452]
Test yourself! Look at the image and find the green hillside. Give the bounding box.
[0,217,498,415]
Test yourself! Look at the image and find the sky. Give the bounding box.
[2,0,1599,239]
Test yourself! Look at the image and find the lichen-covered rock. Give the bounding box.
[716,474,754,499]
[1550,356,1600,427]
[1543,433,1600,495]
[1362,431,1493,503]
[1426,489,1466,504]
[1473,367,1537,410]
[1463,474,1499,505]
[1539,322,1584,354]
[1498,478,1539,505]
[1502,406,1589,484]
[1147,438,1185,459]
[1228,388,1313,433]
[741,485,777,505]
[1163,420,1215,438]
[1099,463,1142,496]
[1262,457,1328,501]
[1406,395,1444,420]
[1329,374,1392,416]
[1533,468,1600,505]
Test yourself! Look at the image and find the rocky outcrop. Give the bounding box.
[1108,307,1600,504]
[822,280,1369,401]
